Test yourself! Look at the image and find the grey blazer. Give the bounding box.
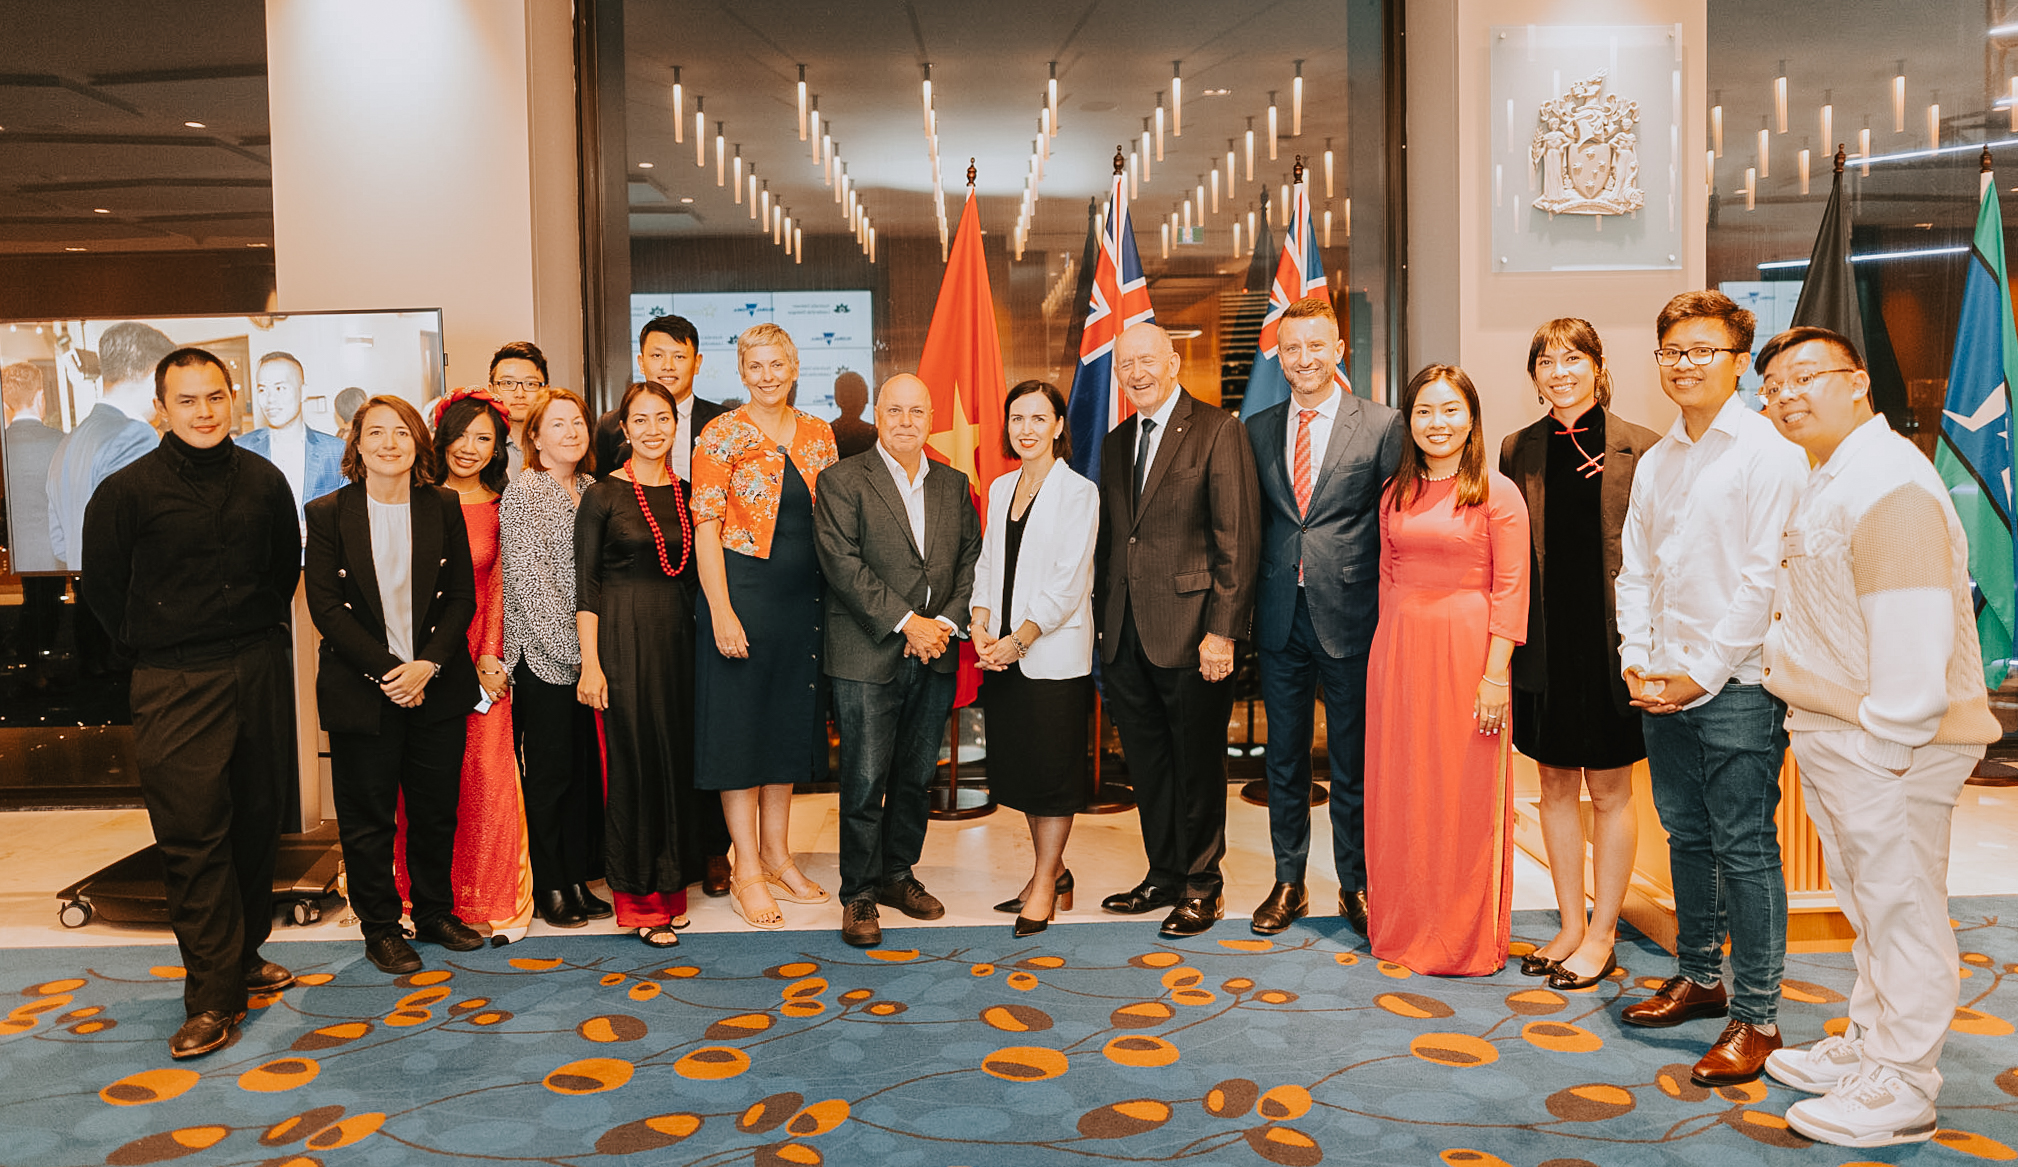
[1247,393,1403,658]
[813,448,982,684]
[1498,408,1661,714]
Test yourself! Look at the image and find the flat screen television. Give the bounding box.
[0,308,445,575]
[629,291,873,421]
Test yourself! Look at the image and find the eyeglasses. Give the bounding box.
[1654,346,1744,367]
[491,377,545,392]
[1758,368,1855,404]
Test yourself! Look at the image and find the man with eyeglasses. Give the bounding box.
[488,341,548,483]
[1613,291,1806,1087]
[1749,326,1999,1148]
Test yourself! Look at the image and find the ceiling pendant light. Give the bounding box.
[1171,61,1182,136]
[1268,91,1279,160]
[797,65,808,140]
[694,97,706,167]
[672,66,684,143]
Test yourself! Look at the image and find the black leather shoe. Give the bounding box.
[841,899,882,947]
[1249,881,1309,935]
[1339,888,1370,935]
[169,1010,244,1059]
[243,959,296,994]
[536,889,588,929]
[1102,882,1180,915]
[1160,895,1225,937]
[1546,950,1619,991]
[414,915,485,951]
[876,878,945,921]
[703,855,734,898]
[1520,951,1564,978]
[365,932,422,975]
[567,883,613,920]
[995,869,1074,914]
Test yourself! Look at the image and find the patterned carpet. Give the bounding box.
[2,901,2014,1167]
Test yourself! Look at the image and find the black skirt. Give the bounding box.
[983,666,1091,816]
[695,457,826,790]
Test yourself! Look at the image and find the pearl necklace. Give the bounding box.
[1424,468,1460,481]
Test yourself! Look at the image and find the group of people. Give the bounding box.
[74,292,1985,1150]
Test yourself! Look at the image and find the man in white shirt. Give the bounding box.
[1614,291,1807,1087]
[1753,326,2001,1147]
[239,352,345,532]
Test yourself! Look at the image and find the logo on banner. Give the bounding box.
[1530,70,1644,216]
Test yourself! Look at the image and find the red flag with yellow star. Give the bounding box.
[918,185,1011,500]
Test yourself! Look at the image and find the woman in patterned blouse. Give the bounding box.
[691,322,839,930]
[500,388,608,931]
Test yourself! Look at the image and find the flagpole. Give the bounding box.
[1084,144,1139,816]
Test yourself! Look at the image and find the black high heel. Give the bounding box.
[994,869,1074,915]
[1013,901,1057,938]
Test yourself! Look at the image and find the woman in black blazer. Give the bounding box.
[1496,319,1661,992]
[305,395,483,975]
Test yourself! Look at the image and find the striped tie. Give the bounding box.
[1294,409,1316,584]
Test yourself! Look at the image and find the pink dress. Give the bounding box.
[396,499,534,936]
[1364,472,1530,976]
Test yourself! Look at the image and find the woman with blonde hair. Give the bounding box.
[1363,365,1530,976]
[1500,318,1661,990]
[690,322,839,929]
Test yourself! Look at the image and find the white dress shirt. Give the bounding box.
[1283,387,1340,484]
[366,495,415,663]
[269,422,306,512]
[876,440,955,634]
[1134,386,1183,483]
[671,392,696,482]
[1616,392,1806,706]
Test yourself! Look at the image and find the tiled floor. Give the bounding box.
[3,782,2013,950]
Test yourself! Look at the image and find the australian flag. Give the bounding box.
[1240,177,1347,419]
[1937,177,2018,686]
[1065,169,1155,485]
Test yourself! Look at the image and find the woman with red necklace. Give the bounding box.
[574,380,703,947]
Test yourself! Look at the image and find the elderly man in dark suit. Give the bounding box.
[814,373,982,947]
[1244,297,1402,937]
[1096,321,1262,938]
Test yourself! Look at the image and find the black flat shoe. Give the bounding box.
[1103,881,1179,915]
[536,889,588,929]
[1547,950,1619,991]
[1520,951,1564,978]
[169,1010,244,1059]
[414,915,485,952]
[568,883,613,920]
[994,870,1074,914]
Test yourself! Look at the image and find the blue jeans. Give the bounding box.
[831,659,957,903]
[1641,682,1789,1025]
[1257,589,1370,888]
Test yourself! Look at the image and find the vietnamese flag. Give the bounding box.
[919,185,1011,499]
[917,184,1008,707]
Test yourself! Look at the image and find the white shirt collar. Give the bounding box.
[1813,413,1889,481]
[1291,389,1341,422]
[1140,386,1183,431]
[876,439,927,488]
[1664,390,1752,447]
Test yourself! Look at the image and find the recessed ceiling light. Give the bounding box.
[680,196,694,203]
[638,161,654,169]
[1204,88,1232,97]
[64,246,85,252]
[92,207,110,214]
[184,120,206,128]
[247,242,269,248]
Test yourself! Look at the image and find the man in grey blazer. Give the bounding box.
[1244,298,1402,936]
[814,373,982,947]
[1095,322,1262,937]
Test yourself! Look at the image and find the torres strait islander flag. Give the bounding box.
[1065,168,1155,484]
[1240,176,1347,419]
[1937,177,2018,687]
[916,183,1008,707]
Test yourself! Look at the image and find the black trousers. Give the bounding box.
[330,705,466,937]
[512,663,604,892]
[129,635,294,1016]
[1102,608,1236,899]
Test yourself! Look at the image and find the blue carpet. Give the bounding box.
[2,902,2015,1166]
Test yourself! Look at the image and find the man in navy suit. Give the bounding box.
[1243,297,1402,936]
[238,351,345,533]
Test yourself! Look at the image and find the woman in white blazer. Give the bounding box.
[969,380,1099,937]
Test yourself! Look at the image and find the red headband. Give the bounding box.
[431,386,512,432]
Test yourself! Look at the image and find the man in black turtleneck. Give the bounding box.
[80,347,303,1060]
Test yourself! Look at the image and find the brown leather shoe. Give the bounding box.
[703,855,733,898]
[1691,1019,1783,1086]
[1621,975,1728,1028]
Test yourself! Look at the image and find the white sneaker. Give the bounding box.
[1785,1067,1938,1148]
[1765,1029,1864,1093]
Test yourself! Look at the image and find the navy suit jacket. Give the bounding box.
[1246,392,1403,658]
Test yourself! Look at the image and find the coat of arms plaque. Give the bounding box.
[1529,69,1643,216]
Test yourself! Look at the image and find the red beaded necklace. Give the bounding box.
[627,459,692,577]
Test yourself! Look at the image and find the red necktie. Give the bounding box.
[1294,408,1316,584]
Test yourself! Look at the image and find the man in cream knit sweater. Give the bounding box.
[1755,326,2002,1148]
